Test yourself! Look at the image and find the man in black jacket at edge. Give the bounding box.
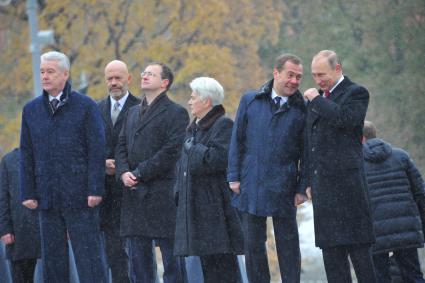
[363,120,425,283]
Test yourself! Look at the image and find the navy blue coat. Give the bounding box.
[305,76,375,248]
[227,79,306,217]
[364,138,424,253]
[0,148,40,261]
[20,81,106,209]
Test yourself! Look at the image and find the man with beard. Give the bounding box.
[98,60,140,282]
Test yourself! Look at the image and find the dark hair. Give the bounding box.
[274,53,302,72]
[148,62,174,91]
[363,120,377,140]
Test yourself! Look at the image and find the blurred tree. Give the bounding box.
[0,0,284,157]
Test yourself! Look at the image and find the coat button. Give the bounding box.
[314,170,318,175]
[183,171,187,177]
[311,147,315,152]
[135,132,139,136]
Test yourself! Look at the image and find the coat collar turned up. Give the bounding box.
[188,104,225,132]
[256,79,306,111]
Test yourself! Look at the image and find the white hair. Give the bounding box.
[41,51,70,71]
[189,77,224,106]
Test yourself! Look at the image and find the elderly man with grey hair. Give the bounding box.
[20,51,107,282]
[174,77,244,283]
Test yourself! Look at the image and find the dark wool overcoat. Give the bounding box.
[20,81,106,209]
[364,138,424,253]
[174,105,244,256]
[0,148,40,261]
[115,93,189,238]
[227,79,306,217]
[305,76,375,248]
[98,93,140,230]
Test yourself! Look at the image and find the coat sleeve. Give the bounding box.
[188,118,233,176]
[115,110,131,180]
[19,106,37,201]
[0,156,13,237]
[136,106,189,182]
[395,149,425,200]
[227,95,249,182]
[309,84,369,130]
[85,102,106,196]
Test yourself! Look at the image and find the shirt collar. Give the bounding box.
[329,75,344,93]
[271,88,288,105]
[49,92,63,102]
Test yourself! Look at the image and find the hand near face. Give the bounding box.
[304,88,320,101]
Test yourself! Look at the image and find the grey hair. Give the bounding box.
[314,50,341,69]
[41,51,70,71]
[189,77,224,106]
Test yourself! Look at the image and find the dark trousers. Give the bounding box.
[104,226,129,282]
[373,248,425,283]
[242,213,300,283]
[10,258,37,283]
[199,254,240,283]
[39,208,107,283]
[125,236,183,283]
[322,244,376,283]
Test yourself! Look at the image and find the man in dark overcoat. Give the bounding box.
[227,53,307,283]
[304,50,376,283]
[98,60,140,282]
[363,120,425,283]
[0,148,40,282]
[115,62,189,283]
[20,51,107,282]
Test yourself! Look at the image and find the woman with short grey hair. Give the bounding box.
[174,77,243,283]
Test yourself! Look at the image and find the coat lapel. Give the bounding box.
[135,94,169,133]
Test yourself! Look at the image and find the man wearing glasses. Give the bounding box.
[115,62,189,283]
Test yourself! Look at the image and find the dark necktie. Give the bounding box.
[324,90,331,98]
[274,96,282,110]
[50,98,59,112]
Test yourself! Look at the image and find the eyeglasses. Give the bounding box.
[141,71,160,78]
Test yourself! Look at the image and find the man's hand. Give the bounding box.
[22,199,38,209]
[229,181,240,194]
[121,171,138,188]
[304,88,320,102]
[88,196,102,207]
[105,159,115,175]
[306,187,312,200]
[294,193,308,206]
[0,233,15,245]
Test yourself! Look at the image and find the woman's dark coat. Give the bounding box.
[174,105,244,256]
[0,148,40,261]
[364,138,424,253]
